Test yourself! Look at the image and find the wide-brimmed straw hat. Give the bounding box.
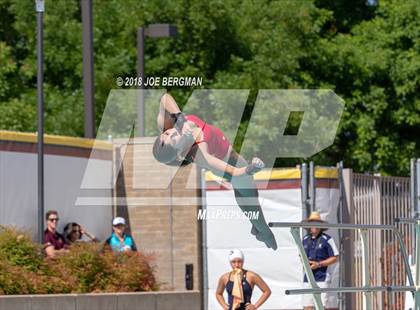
[303,211,328,230]
[305,211,326,222]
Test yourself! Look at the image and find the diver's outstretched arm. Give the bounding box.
[157,93,181,132]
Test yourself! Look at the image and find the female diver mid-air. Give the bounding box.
[152,93,277,250]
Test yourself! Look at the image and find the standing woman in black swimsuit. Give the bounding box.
[216,249,271,310]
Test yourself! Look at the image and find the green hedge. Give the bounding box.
[0,226,158,294]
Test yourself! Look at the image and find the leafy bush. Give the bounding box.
[0,260,32,294]
[0,226,43,271]
[0,226,158,295]
[51,243,113,293]
[101,250,159,292]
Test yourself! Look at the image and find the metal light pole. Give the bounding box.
[137,24,177,136]
[35,0,44,243]
[81,0,95,138]
[301,163,309,219]
[309,161,316,211]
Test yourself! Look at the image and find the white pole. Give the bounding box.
[201,169,209,310]
[416,161,420,309]
[415,220,420,309]
[290,227,324,310]
[359,229,372,310]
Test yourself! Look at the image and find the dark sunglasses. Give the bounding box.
[48,218,59,222]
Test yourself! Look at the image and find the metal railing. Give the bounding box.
[351,172,413,309]
[268,221,416,310]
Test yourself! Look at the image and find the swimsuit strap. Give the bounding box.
[242,270,247,280]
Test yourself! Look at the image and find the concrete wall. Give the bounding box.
[0,136,113,243]
[0,291,201,310]
[114,137,202,292]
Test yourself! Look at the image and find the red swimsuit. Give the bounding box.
[185,114,231,160]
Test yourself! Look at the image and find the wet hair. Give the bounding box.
[152,136,197,167]
[165,150,195,167]
[152,136,178,163]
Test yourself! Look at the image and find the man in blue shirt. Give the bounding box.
[106,217,137,252]
[302,211,339,310]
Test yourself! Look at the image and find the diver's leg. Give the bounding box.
[230,174,277,249]
[227,153,277,250]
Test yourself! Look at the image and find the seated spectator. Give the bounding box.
[105,217,137,252]
[63,222,98,244]
[44,210,69,258]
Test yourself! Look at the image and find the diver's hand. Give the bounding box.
[172,112,187,132]
[245,157,265,175]
[173,121,196,156]
[181,121,194,136]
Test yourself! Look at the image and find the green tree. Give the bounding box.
[0,0,418,175]
[307,0,420,175]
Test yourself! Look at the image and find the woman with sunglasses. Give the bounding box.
[63,222,98,244]
[152,94,277,250]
